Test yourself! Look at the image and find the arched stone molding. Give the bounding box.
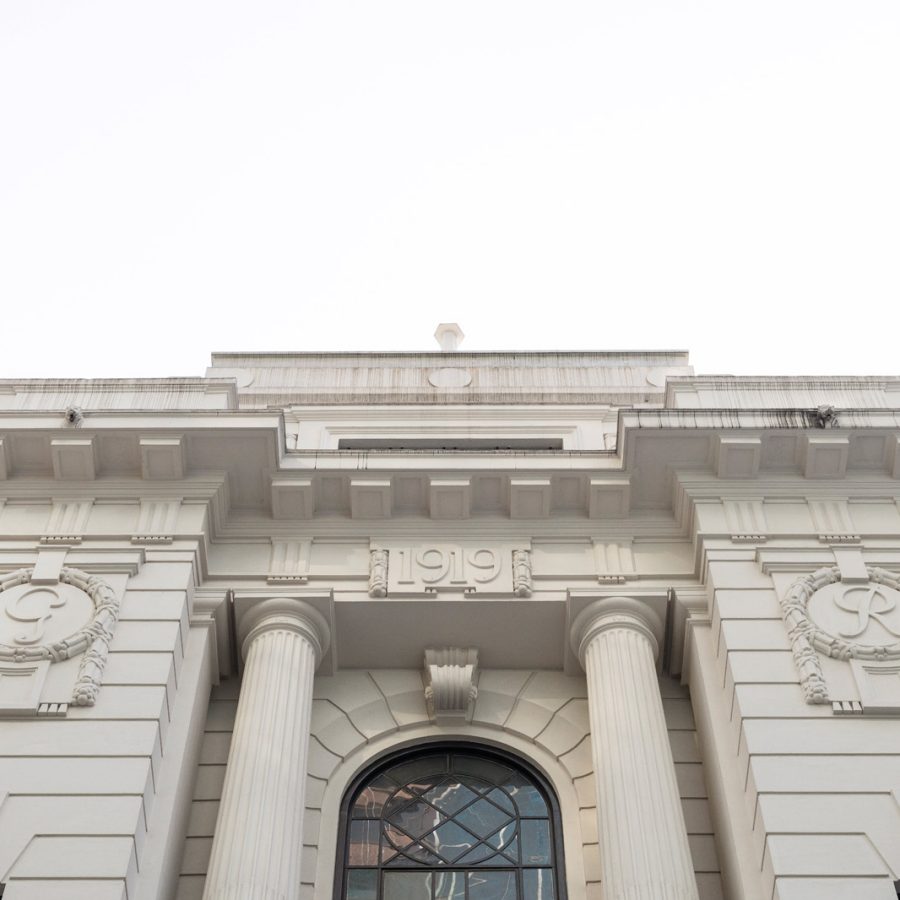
[306,669,597,898]
[312,723,590,900]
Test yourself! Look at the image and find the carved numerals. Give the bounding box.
[369,543,531,597]
[394,547,501,588]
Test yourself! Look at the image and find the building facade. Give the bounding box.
[1,332,899,900]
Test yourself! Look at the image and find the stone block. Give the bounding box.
[774,877,897,900]
[193,765,226,801]
[199,732,231,765]
[535,699,590,756]
[767,834,887,876]
[180,836,213,875]
[310,700,366,758]
[688,834,720,873]
[175,876,206,900]
[4,882,127,900]
[682,798,713,834]
[120,590,188,620]
[674,763,707,798]
[369,670,428,727]
[719,619,791,651]
[187,800,220,837]
[471,670,532,726]
[726,651,799,685]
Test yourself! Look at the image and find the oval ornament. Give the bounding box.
[0,567,121,706]
[428,368,472,389]
[781,565,900,705]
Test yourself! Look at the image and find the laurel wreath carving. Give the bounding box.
[781,565,900,705]
[0,566,121,706]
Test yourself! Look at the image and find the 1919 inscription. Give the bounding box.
[383,543,521,594]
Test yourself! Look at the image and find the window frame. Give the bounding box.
[332,741,569,900]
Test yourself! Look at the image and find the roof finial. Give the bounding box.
[434,323,464,352]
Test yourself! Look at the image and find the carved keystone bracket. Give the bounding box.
[0,566,121,709]
[423,647,478,724]
[781,565,900,708]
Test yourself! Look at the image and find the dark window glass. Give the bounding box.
[336,746,566,900]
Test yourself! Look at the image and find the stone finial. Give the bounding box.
[423,647,478,723]
[434,323,464,352]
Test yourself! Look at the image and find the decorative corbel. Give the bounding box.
[423,647,478,724]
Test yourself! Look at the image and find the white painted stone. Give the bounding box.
[509,478,552,518]
[767,833,888,877]
[535,699,590,756]
[571,598,699,899]
[588,475,630,517]
[368,670,429,726]
[199,732,231,765]
[4,881,127,900]
[313,672,398,737]
[774,878,897,900]
[349,479,392,518]
[188,801,220,836]
[309,699,365,757]
[715,437,761,479]
[7,347,900,900]
[428,477,471,519]
[470,669,532,726]
[271,479,314,519]
[202,598,329,900]
[50,438,97,480]
[139,437,186,480]
[803,436,850,479]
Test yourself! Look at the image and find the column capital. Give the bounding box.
[570,596,663,667]
[237,597,331,664]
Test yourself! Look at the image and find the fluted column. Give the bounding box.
[203,598,330,900]
[571,598,698,900]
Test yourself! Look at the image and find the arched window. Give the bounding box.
[336,745,566,900]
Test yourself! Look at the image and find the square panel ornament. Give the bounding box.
[0,566,121,712]
[780,565,900,712]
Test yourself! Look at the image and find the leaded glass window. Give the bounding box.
[337,746,565,900]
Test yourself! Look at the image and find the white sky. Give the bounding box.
[1,1,898,379]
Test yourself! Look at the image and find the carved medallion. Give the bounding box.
[781,566,900,705]
[0,567,121,706]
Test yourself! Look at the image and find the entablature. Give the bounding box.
[1,405,899,525]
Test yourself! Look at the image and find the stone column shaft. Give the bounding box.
[573,599,699,900]
[203,599,329,900]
